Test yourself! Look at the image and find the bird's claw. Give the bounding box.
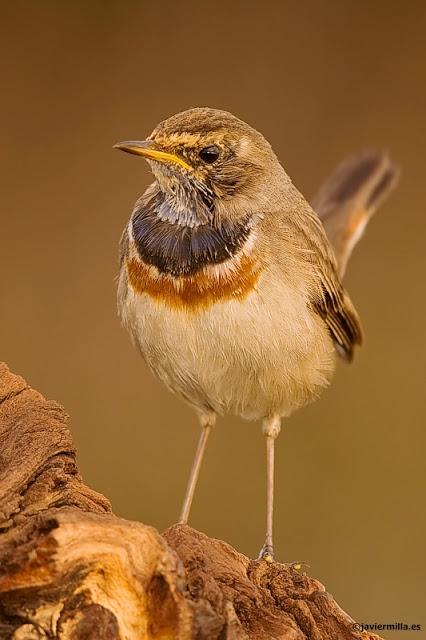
[258,544,274,562]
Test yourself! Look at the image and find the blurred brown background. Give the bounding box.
[1,1,425,633]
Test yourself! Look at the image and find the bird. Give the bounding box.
[115,108,398,560]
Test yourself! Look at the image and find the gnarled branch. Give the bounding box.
[0,363,382,640]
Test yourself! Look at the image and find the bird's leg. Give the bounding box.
[179,411,216,524]
[259,414,281,562]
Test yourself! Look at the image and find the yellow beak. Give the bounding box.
[113,140,191,171]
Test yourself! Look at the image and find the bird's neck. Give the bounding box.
[131,187,255,277]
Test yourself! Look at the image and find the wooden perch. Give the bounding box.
[0,362,382,640]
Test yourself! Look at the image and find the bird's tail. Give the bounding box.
[311,151,399,278]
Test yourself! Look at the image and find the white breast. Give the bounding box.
[119,265,336,421]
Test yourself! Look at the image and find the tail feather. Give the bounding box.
[312,151,399,277]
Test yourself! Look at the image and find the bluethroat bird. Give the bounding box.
[115,108,397,560]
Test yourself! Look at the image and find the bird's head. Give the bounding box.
[114,107,282,227]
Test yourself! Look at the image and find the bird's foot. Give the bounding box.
[258,543,274,563]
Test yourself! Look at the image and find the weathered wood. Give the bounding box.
[0,363,382,639]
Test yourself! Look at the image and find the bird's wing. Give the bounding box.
[119,225,130,268]
[312,267,363,362]
[290,203,363,362]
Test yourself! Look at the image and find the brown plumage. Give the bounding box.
[114,107,398,559]
[312,150,399,276]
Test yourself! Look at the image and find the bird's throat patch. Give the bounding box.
[127,254,261,311]
[132,195,254,277]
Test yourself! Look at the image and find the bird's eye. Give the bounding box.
[199,145,220,164]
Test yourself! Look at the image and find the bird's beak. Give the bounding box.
[113,140,191,171]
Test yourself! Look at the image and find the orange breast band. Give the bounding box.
[127,255,261,311]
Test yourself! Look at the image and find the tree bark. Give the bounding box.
[0,363,382,640]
